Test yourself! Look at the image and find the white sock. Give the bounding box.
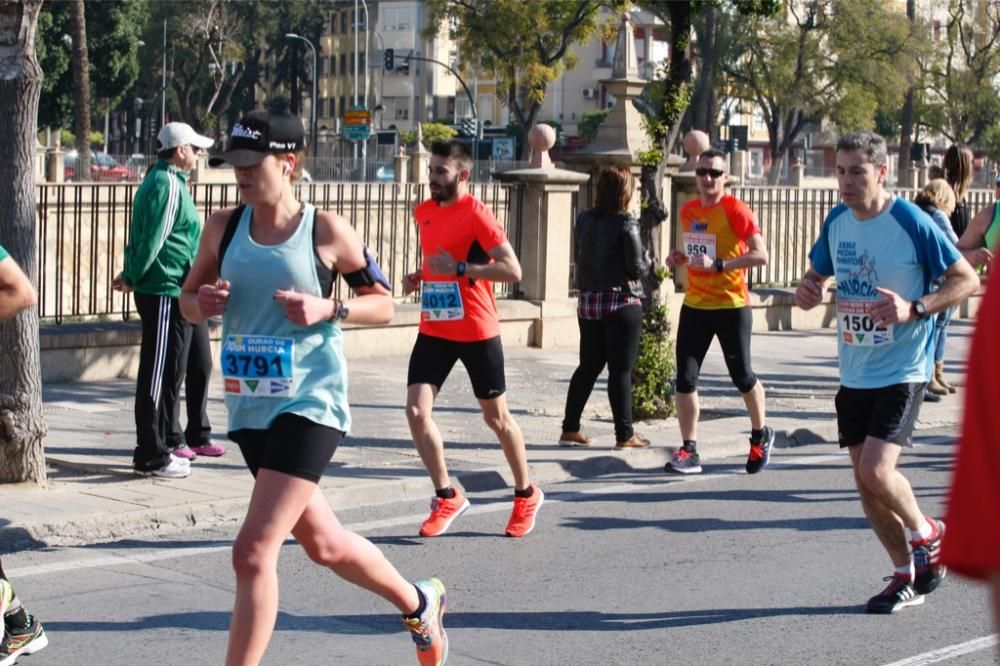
[910,517,933,542]
[895,563,914,580]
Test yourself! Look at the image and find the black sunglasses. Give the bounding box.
[695,167,726,178]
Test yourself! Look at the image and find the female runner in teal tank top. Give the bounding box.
[180,105,448,666]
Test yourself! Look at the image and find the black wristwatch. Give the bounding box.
[329,299,349,322]
[456,261,468,277]
[911,299,928,320]
[713,258,725,272]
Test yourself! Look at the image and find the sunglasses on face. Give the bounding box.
[695,167,726,178]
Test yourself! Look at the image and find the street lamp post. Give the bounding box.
[360,0,370,179]
[285,32,318,159]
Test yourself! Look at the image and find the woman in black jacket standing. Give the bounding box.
[559,166,650,449]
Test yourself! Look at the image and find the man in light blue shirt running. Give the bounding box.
[795,131,979,615]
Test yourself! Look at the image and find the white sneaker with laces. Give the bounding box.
[136,457,191,479]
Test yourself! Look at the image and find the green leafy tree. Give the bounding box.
[416,122,458,149]
[578,109,608,145]
[136,0,250,136]
[918,0,1000,145]
[423,0,627,159]
[36,0,145,137]
[721,0,918,183]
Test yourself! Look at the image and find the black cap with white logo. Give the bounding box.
[209,103,305,167]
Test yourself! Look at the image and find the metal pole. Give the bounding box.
[406,55,479,161]
[285,34,319,160]
[351,0,358,159]
[361,0,369,179]
[310,42,317,160]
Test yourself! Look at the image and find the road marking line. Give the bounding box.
[1,451,874,579]
[880,635,998,665]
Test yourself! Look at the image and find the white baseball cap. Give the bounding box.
[157,122,215,151]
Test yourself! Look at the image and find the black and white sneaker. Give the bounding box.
[866,574,925,614]
[745,426,775,474]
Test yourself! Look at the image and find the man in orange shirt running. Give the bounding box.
[402,139,543,538]
[665,148,773,475]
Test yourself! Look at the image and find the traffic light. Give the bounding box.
[384,48,394,71]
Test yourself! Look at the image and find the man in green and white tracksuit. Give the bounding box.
[114,123,214,478]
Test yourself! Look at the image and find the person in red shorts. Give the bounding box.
[942,262,999,635]
[402,139,543,538]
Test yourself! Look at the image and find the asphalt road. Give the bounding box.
[6,428,996,666]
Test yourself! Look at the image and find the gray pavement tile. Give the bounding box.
[0,324,968,550]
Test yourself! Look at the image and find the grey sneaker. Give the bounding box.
[665,447,702,474]
[746,426,775,474]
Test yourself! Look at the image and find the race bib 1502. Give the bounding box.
[837,300,893,346]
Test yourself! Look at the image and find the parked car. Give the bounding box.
[64,151,138,182]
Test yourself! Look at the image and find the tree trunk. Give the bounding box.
[898,0,916,177]
[70,0,90,180]
[691,3,718,140]
[0,0,47,484]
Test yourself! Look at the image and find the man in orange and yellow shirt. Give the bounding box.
[665,148,773,475]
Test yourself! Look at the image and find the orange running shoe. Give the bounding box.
[419,492,470,537]
[403,578,448,665]
[505,484,544,537]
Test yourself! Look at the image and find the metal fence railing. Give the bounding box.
[301,157,529,183]
[730,186,841,288]
[733,185,996,289]
[35,181,517,324]
[36,177,989,323]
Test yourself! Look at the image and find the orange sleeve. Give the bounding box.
[472,200,507,252]
[724,197,761,241]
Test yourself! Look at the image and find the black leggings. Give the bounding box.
[675,304,757,394]
[562,305,643,442]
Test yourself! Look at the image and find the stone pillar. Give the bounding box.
[730,150,748,183]
[499,166,589,347]
[790,164,805,188]
[917,166,929,189]
[35,142,46,183]
[190,154,207,183]
[410,124,430,184]
[897,166,917,189]
[394,154,409,183]
[46,148,64,183]
[670,171,700,294]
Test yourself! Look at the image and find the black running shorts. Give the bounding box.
[407,333,507,400]
[834,383,925,448]
[229,412,343,483]
[675,304,758,394]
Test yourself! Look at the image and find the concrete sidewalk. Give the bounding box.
[0,323,970,551]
